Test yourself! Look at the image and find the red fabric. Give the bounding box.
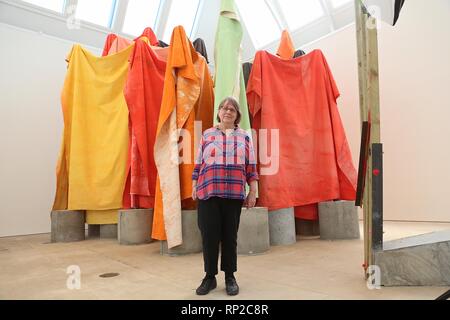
[247,50,357,211]
[135,27,159,46]
[294,204,318,220]
[102,34,118,56]
[122,39,167,209]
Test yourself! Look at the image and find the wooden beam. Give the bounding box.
[355,0,381,277]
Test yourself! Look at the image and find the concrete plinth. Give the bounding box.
[118,209,153,245]
[99,224,118,239]
[51,210,85,243]
[295,219,320,237]
[318,201,360,240]
[374,230,450,286]
[87,225,100,238]
[238,207,270,255]
[161,210,202,256]
[268,208,296,246]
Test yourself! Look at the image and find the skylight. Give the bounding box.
[330,0,353,9]
[162,0,200,42]
[278,0,325,30]
[75,0,117,28]
[22,0,65,13]
[236,0,281,49]
[122,0,161,36]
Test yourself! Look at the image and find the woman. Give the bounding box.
[192,97,258,296]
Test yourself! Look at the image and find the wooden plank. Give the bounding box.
[355,0,370,277]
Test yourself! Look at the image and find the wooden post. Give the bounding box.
[355,0,381,277]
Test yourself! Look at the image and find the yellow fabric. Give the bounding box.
[53,44,133,226]
[85,209,118,224]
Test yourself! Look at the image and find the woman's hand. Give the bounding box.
[245,190,256,208]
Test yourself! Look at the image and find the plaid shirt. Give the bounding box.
[192,126,259,200]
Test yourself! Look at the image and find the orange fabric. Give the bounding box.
[247,49,357,211]
[135,27,159,46]
[102,33,118,56]
[276,30,295,60]
[152,26,213,246]
[122,39,167,209]
[107,37,133,55]
[294,204,319,221]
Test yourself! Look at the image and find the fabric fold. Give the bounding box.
[122,39,167,209]
[53,44,134,215]
[152,26,214,248]
[247,49,357,211]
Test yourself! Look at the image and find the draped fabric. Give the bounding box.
[102,34,117,56]
[106,36,133,55]
[102,27,159,57]
[121,39,167,209]
[293,49,306,58]
[294,203,318,220]
[53,45,133,219]
[213,0,250,131]
[152,26,214,248]
[193,38,209,64]
[247,49,357,211]
[136,27,159,46]
[276,30,295,60]
[242,62,253,89]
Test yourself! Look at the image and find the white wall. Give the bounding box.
[0,23,101,237]
[300,0,450,222]
[0,0,449,237]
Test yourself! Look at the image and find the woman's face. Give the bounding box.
[219,102,237,125]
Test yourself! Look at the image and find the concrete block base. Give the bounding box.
[161,210,202,256]
[51,210,85,243]
[118,209,153,245]
[318,201,360,240]
[87,224,100,238]
[99,224,118,239]
[238,207,270,255]
[295,219,320,237]
[268,208,296,246]
[375,230,450,286]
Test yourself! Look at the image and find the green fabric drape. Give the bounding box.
[213,0,250,131]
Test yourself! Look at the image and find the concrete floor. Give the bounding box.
[0,221,449,300]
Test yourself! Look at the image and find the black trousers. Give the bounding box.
[197,197,244,276]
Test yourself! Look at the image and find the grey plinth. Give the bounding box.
[268,207,296,246]
[118,209,153,245]
[318,201,360,240]
[238,207,270,255]
[295,219,320,237]
[374,230,450,286]
[87,224,100,238]
[100,224,118,239]
[160,210,202,256]
[51,210,85,243]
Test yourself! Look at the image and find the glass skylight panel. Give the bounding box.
[236,0,281,48]
[330,0,353,9]
[122,0,161,36]
[162,0,200,42]
[75,0,117,28]
[278,0,325,30]
[22,0,65,13]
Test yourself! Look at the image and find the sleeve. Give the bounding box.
[245,134,259,183]
[192,134,204,181]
